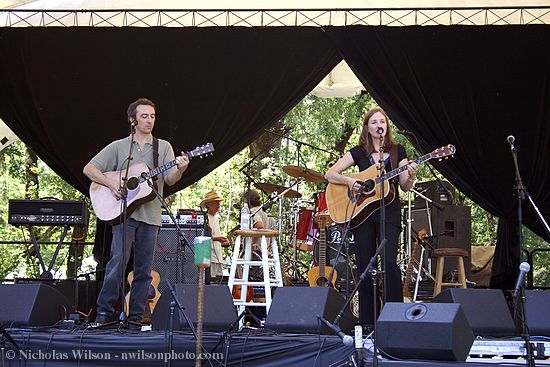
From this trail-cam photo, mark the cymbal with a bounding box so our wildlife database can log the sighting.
[281,165,326,183]
[257,183,302,199]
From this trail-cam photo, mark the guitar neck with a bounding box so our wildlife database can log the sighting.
[141,159,177,183]
[139,151,193,183]
[319,226,326,267]
[375,152,432,183]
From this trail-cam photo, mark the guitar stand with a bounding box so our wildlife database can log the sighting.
[25,224,71,279]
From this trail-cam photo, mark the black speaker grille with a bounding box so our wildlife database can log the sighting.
[411,205,471,279]
[153,226,204,295]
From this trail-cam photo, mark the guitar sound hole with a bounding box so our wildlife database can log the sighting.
[127,177,139,190]
[364,179,375,192]
[317,277,328,287]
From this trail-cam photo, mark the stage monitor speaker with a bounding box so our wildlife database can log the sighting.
[432,288,515,336]
[153,226,205,295]
[377,302,474,362]
[525,290,550,337]
[14,278,98,316]
[411,205,471,278]
[151,284,237,331]
[264,287,354,334]
[0,283,71,327]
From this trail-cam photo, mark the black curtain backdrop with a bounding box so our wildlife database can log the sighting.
[1,25,549,289]
[0,26,341,197]
[324,25,550,289]
[0,26,341,272]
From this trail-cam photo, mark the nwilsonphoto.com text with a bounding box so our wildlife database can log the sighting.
[4,349,224,362]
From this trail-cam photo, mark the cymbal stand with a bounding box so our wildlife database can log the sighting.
[259,178,303,278]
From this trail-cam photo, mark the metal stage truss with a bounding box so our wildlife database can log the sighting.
[1,7,550,27]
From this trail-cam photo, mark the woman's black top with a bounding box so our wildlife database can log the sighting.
[349,144,407,226]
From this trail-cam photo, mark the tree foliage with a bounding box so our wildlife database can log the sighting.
[0,93,547,287]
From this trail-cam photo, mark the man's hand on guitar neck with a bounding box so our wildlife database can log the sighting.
[164,151,189,186]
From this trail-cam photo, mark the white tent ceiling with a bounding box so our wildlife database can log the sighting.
[3,0,550,9]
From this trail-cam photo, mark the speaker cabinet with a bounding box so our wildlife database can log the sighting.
[15,278,98,316]
[525,290,550,336]
[411,205,471,278]
[412,180,456,208]
[0,283,71,326]
[265,287,355,334]
[153,226,204,295]
[151,284,237,331]
[377,302,474,361]
[432,288,515,336]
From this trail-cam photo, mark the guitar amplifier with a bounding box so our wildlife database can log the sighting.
[8,199,87,226]
[153,224,205,295]
[161,209,205,227]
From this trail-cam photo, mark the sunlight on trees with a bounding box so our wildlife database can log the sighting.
[0,93,548,287]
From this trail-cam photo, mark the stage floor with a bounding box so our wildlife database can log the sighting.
[2,327,549,367]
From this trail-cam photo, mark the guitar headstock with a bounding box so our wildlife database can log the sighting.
[314,212,332,228]
[187,142,215,159]
[430,144,456,161]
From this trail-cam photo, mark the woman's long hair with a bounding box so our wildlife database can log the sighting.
[358,107,397,155]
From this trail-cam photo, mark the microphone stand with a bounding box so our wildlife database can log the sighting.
[377,133,388,304]
[330,239,388,367]
[508,139,543,367]
[208,310,247,367]
[144,177,194,283]
[117,123,136,324]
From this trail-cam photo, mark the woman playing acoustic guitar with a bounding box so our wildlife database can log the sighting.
[325,107,418,328]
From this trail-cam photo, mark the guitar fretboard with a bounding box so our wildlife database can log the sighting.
[319,226,326,268]
[138,145,213,183]
[375,152,432,184]
[140,159,179,183]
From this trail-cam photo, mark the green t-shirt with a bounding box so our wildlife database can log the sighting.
[89,135,176,226]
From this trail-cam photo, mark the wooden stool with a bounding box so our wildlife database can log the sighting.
[432,247,468,297]
[227,229,283,326]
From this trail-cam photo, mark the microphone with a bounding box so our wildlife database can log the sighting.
[507,135,515,150]
[376,127,384,135]
[318,316,353,346]
[513,262,531,297]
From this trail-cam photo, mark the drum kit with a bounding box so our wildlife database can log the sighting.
[254,165,356,288]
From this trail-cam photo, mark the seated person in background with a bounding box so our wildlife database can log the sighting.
[243,189,269,229]
[242,189,271,280]
[200,191,230,280]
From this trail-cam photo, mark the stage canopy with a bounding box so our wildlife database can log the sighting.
[0,2,549,289]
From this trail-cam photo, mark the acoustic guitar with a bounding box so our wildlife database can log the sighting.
[90,143,214,224]
[326,145,455,229]
[403,228,427,301]
[125,270,161,323]
[308,212,337,287]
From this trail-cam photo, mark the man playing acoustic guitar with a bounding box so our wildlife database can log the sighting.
[83,98,189,325]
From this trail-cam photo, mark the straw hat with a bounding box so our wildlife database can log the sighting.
[200,191,223,209]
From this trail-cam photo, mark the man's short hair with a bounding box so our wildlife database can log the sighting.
[127,98,155,120]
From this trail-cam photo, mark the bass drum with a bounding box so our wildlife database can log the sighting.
[313,224,357,284]
[296,208,316,252]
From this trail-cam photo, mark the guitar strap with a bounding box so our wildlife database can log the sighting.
[152,137,159,181]
[390,144,398,183]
